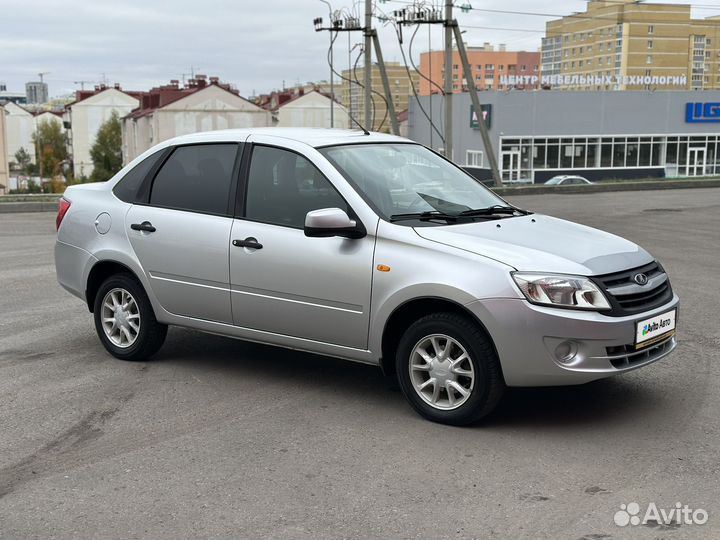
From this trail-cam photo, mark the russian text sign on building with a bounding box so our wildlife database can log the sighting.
[470,105,492,130]
[686,103,720,123]
[500,75,688,88]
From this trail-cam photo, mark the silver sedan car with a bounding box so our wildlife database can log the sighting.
[55,129,679,425]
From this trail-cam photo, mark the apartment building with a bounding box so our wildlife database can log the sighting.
[122,77,270,163]
[541,0,720,90]
[275,90,350,129]
[341,62,419,132]
[419,44,541,94]
[0,105,8,193]
[2,101,35,168]
[64,85,142,177]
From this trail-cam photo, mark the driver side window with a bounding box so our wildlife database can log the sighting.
[244,146,349,229]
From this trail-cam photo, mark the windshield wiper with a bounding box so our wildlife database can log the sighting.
[389,211,460,223]
[458,204,532,217]
[390,205,532,223]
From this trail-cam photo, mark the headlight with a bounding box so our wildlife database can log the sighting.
[512,272,611,311]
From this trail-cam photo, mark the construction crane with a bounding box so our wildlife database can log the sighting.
[73,80,93,90]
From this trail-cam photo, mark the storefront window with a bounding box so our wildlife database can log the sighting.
[560,138,574,168]
[639,140,652,166]
[498,133,720,181]
[626,138,639,167]
[533,143,546,168]
[601,141,613,167]
[546,142,559,168]
[612,137,626,167]
[586,138,599,167]
[651,139,663,166]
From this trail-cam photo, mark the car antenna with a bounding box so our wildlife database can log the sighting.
[347,112,370,135]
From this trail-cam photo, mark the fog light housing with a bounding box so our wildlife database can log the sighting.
[554,340,579,364]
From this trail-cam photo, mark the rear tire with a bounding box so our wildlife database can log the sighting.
[93,273,167,361]
[395,312,505,425]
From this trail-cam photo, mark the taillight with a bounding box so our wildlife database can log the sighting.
[56,197,71,231]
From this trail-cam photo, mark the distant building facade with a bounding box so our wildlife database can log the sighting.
[64,85,142,178]
[0,105,9,193]
[122,76,271,163]
[410,90,720,183]
[26,81,49,104]
[34,111,63,128]
[3,102,36,168]
[542,0,720,90]
[275,90,350,129]
[0,82,27,105]
[419,44,542,94]
[341,62,419,132]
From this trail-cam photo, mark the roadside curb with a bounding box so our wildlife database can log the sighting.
[0,201,61,213]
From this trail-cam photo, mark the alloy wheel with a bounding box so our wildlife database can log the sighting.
[409,334,475,410]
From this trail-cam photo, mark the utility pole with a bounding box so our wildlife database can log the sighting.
[364,0,373,130]
[318,0,335,128]
[371,31,399,135]
[443,0,453,160]
[393,5,501,185]
[452,22,501,186]
[314,11,399,135]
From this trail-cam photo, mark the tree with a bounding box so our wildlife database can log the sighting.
[32,120,68,179]
[13,147,34,175]
[89,110,123,182]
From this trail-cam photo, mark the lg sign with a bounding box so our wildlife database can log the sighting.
[686,102,720,123]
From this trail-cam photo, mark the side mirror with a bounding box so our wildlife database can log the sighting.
[304,208,365,239]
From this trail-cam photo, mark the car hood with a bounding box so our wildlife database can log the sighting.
[413,214,653,275]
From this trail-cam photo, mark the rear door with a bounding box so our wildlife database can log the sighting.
[126,143,241,324]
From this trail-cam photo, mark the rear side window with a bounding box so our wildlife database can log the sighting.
[150,144,238,215]
[113,150,166,203]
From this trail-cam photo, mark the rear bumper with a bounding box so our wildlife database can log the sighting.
[466,294,679,386]
[55,240,96,302]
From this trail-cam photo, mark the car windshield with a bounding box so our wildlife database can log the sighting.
[319,143,508,222]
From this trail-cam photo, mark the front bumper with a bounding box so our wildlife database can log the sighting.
[466,294,679,387]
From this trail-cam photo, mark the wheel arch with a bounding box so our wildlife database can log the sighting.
[85,259,143,312]
[378,296,500,377]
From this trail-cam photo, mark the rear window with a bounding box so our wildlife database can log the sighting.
[150,144,238,215]
[112,150,166,203]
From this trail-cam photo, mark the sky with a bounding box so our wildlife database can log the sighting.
[0,0,712,99]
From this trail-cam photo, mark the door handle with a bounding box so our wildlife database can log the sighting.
[130,221,156,233]
[232,237,263,250]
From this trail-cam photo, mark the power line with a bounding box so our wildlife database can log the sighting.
[383,0,720,24]
[393,20,445,143]
[327,30,370,132]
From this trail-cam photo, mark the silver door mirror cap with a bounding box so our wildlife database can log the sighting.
[304,208,365,239]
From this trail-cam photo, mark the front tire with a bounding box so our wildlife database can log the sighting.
[395,312,505,425]
[93,273,167,361]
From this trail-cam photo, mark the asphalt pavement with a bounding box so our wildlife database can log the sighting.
[0,188,718,539]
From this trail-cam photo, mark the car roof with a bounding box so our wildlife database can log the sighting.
[160,128,410,149]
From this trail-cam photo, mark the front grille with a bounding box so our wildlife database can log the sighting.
[606,335,675,369]
[593,261,673,317]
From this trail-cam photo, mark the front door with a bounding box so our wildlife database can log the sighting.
[501,151,521,182]
[229,143,375,349]
[687,147,706,177]
[126,143,239,324]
